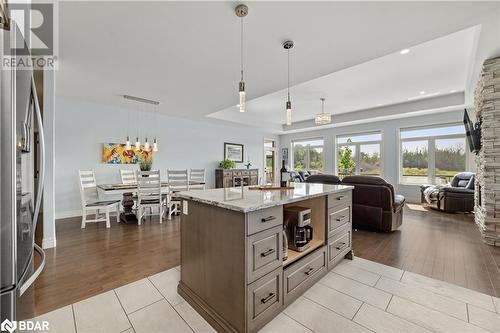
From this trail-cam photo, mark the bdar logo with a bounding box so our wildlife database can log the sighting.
[0,319,17,333]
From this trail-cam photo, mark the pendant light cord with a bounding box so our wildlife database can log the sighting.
[240,17,244,81]
[287,48,290,101]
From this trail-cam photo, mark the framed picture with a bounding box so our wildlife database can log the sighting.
[224,142,244,162]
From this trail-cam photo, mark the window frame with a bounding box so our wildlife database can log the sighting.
[291,137,325,172]
[335,130,383,177]
[398,123,468,185]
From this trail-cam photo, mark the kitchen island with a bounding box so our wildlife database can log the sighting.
[176,183,354,333]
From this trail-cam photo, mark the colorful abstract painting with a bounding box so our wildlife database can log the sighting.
[102,143,153,164]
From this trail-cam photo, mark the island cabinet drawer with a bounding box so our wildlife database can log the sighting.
[247,226,282,283]
[328,225,351,266]
[283,247,327,305]
[247,268,283,332]
[247,206,283,236]
[327,206,351,238]
[328,191,351,209]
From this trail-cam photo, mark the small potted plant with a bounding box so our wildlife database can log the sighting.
[138,153,153,175]
[219,159,236,169]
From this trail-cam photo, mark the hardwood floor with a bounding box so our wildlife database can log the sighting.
[33,215,180,316]
[353,204,500,297]
[33,205,500,316]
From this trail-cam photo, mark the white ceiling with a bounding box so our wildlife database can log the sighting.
[208,26,477,128]
[56,1,500,132]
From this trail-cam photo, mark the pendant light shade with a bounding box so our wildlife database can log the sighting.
[125,136,132,151]
[144,137,150,151]
[284,40,294,126]
[315,98,332,125]
[153,138,158,152]
[286,101,292,126]
[239,80,245,113]
[135,137,141,150]
[236,4,248,113]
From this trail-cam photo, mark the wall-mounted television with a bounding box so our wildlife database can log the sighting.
[463,109,481,154]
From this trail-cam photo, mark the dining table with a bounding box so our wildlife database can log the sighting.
[97,181,206,224]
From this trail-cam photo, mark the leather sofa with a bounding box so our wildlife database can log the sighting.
[421,172,475,213]
[305,174,341,185]
[341,176,405,232]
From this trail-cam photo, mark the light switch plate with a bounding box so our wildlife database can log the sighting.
[182,200,188,215]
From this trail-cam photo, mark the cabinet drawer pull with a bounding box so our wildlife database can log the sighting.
[335,242,346,250]
[336,195,345,201]
[260,249,275,257]
[336,215,347,222]
[304,267,315,275]
[261,216,276,223]
[261,293,275,304]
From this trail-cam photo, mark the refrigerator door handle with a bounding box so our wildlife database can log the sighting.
[31,75,45,232]
[18,75,46,296]
[17,243,45,296]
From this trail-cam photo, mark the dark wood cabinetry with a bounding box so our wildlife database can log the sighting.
[215,168,258,188]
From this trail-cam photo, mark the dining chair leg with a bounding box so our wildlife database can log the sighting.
[81,210,86,229]
[137,207,142,226]
[116,204,120,223]
[105,207,110,228]
[159,206,163,224]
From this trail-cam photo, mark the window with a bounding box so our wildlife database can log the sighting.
[292,138,324,172]
[399,124,466,185]
[336,132,382,177]
[264,139,276,183]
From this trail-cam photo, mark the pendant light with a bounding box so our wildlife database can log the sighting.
[283,40,294,126]
[153,103,158,152]
[125,100,132,150]
[235,4,248,113]
[144,103,150,151]
[135,103,141,150]
[315,98,331,125]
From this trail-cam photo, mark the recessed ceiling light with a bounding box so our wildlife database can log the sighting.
[450,89,457,93]
[400,49,410,55]
[419,91,426,95]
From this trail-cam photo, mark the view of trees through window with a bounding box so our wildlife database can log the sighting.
[337,133,381,177]
[292,139,324,172]
[400,125,466,184]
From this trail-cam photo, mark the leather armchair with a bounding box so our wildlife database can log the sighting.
[341,176,404,232]
[422,172,475,213]
[305,174,341,185]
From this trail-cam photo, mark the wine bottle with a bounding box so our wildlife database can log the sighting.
[280,160,289,187]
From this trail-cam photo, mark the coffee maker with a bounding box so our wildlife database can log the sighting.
[284,206,313,252]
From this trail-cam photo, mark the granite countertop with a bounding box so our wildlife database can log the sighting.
[175,183,354,213]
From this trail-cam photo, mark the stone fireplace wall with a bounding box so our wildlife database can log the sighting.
[475,56,500,246]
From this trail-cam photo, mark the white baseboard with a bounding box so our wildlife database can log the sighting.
[55,210,82,219]
[42,237,56,249]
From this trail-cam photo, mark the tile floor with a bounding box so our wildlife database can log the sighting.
[27,258,500,333]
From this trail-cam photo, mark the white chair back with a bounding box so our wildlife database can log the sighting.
[78,170,98,206]
[136,170,162,204]
[120,169,136,184]
[167,169,189,192]
[189,168,206,190]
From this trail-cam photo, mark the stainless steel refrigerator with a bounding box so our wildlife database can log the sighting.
[1,14,46,323]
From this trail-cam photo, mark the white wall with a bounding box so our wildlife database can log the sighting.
[279,109,472,202]
[55,96,278,218]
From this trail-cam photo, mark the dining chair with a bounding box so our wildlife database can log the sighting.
[120,169,137,184]
[78,170,120,229]
[167,169,188,219]
[136,170,164,225]
[189,168,206,190]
